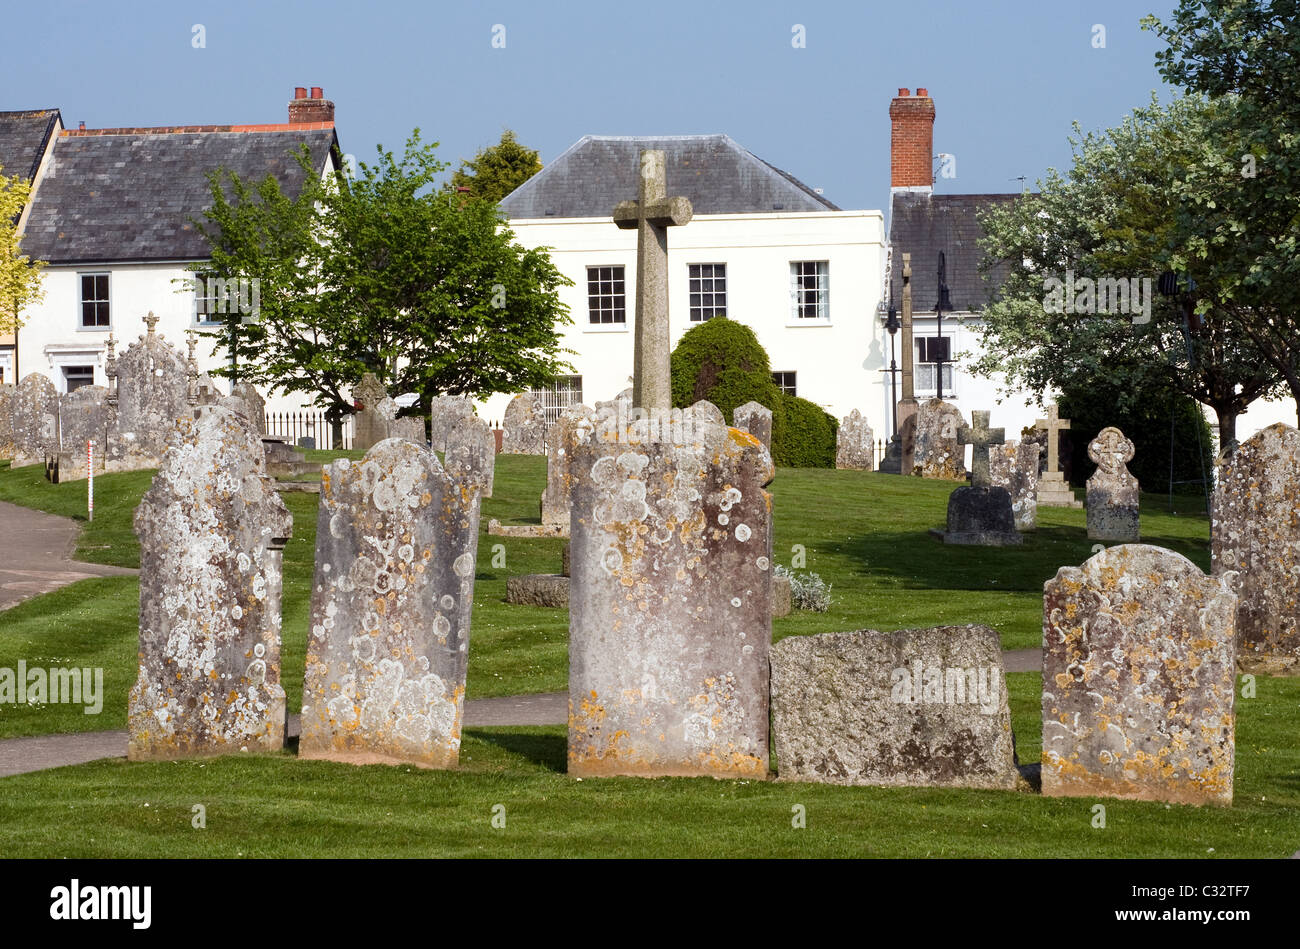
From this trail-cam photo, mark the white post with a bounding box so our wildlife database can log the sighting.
[87,439,94,522]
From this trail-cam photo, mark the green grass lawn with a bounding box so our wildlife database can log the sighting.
[3,454,1289,858]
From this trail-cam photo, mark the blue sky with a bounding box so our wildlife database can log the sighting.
[5,0,1180,209]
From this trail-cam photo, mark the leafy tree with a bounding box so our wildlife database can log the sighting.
[972,94,1282,447]
[1143,2,1300,425]
[0,167,45,336]
[194,130,573,438]
[450,129,542,204]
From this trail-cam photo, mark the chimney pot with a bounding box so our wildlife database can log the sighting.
[917,87,929,97]
[294,87,307,100]
[898,88,910,96]
[310,86,323,99]
[289,88,334,125]
[78,121,85,131]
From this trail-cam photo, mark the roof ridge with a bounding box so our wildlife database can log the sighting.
[63,122,334,136]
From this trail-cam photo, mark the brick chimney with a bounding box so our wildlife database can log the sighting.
[288,86,334,125]
[890,87,935,191]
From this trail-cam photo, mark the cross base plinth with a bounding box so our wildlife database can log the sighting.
[1037,471,1083,508]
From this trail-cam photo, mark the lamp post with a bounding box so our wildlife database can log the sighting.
[935,251,953,400]
[882,288,900,437]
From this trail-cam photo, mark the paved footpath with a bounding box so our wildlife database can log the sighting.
[0,651,1041,779]
[0,500,136,612]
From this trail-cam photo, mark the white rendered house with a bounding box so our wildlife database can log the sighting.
[10,89,339,421]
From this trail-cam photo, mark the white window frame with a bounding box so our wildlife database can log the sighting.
[688,262,727,322]
[585,265,627,330]
[788,260,830,324]
[914,335,956,397]
[772,370,797,397]
[78,271,111,331]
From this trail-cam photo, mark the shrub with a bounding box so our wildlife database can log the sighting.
[776,565,832,612]
[773,395,838,468]
[669,316,837,467]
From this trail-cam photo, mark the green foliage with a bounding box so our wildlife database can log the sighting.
[1143,2,1300,420]
[193,129,573,423]
[668,316,836,466]
[775,396,838,468]
[1057,381,1214,497]
[450,129,543,204]
[973,94,1284,444]
[0,166,45,334]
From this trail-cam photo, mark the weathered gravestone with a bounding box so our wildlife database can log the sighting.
[734,401,773,452]
[989,439,1041,531]
[567,404,773,777]
[10,373,59,467]
[1213,423,1300,674]
[428,395,475,453]
[1035,404,1082,508]
[501,392,547,454]
[351,373,389,451]
[912,398,966,479]
[1042,544,1237,805]
[104,314,195,470]
[540,403,596,534]
[230,382,266,435]
[835,408,875,470]
[49,385,110,481]
[1086,426,1139,542]
[771,624,1026,789]
[444,414,495,498]
[299,438,482,768]
[128,406,292,760]
[935,411,1021,546]
[0,384,13,459]
[390,416,427,447]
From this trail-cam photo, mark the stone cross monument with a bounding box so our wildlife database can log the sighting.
[965,410,1004,488]
[1035,403,1082,508]
[613,150,693,410]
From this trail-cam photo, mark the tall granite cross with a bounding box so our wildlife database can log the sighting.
[964,410,1004,488]
[613,150,693,410]
[1035,404,1071,475]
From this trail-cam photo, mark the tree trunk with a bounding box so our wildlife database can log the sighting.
[1214,404,1237,457]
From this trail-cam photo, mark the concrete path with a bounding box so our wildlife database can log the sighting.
[0,500,136,611]
[0,692,572,778]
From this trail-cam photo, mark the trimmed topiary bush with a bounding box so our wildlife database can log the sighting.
[669,315,837,467]
[775,395,838,468]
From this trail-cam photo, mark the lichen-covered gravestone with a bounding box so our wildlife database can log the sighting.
[0,384,13,459]
[351,373,389,451]
[230,382,266,435]
[989,439,1041,531]
[1086,426,1139,541]
[51,385,110,481]
[1042,544,1237,805]
[501,392,547,454]
[733,401,773,452]
[567,404,774,777]
[444,414,495,498]
[835,408,874,470]
[104,315,195,470]
[389,416,426,448]
[428,395,475,453]
[772,625,1025,789]
[541,403,596,533]
[128,407,293,760]
[10,373,59,467]
[1213,423,1300,674]
[912,399,966,479]
[299,438,482,769]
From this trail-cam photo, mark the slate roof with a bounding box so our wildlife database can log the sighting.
[887,192,1022,313]
[0,109,60,182]
[498,134,840,219]
[21,128,338,263]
